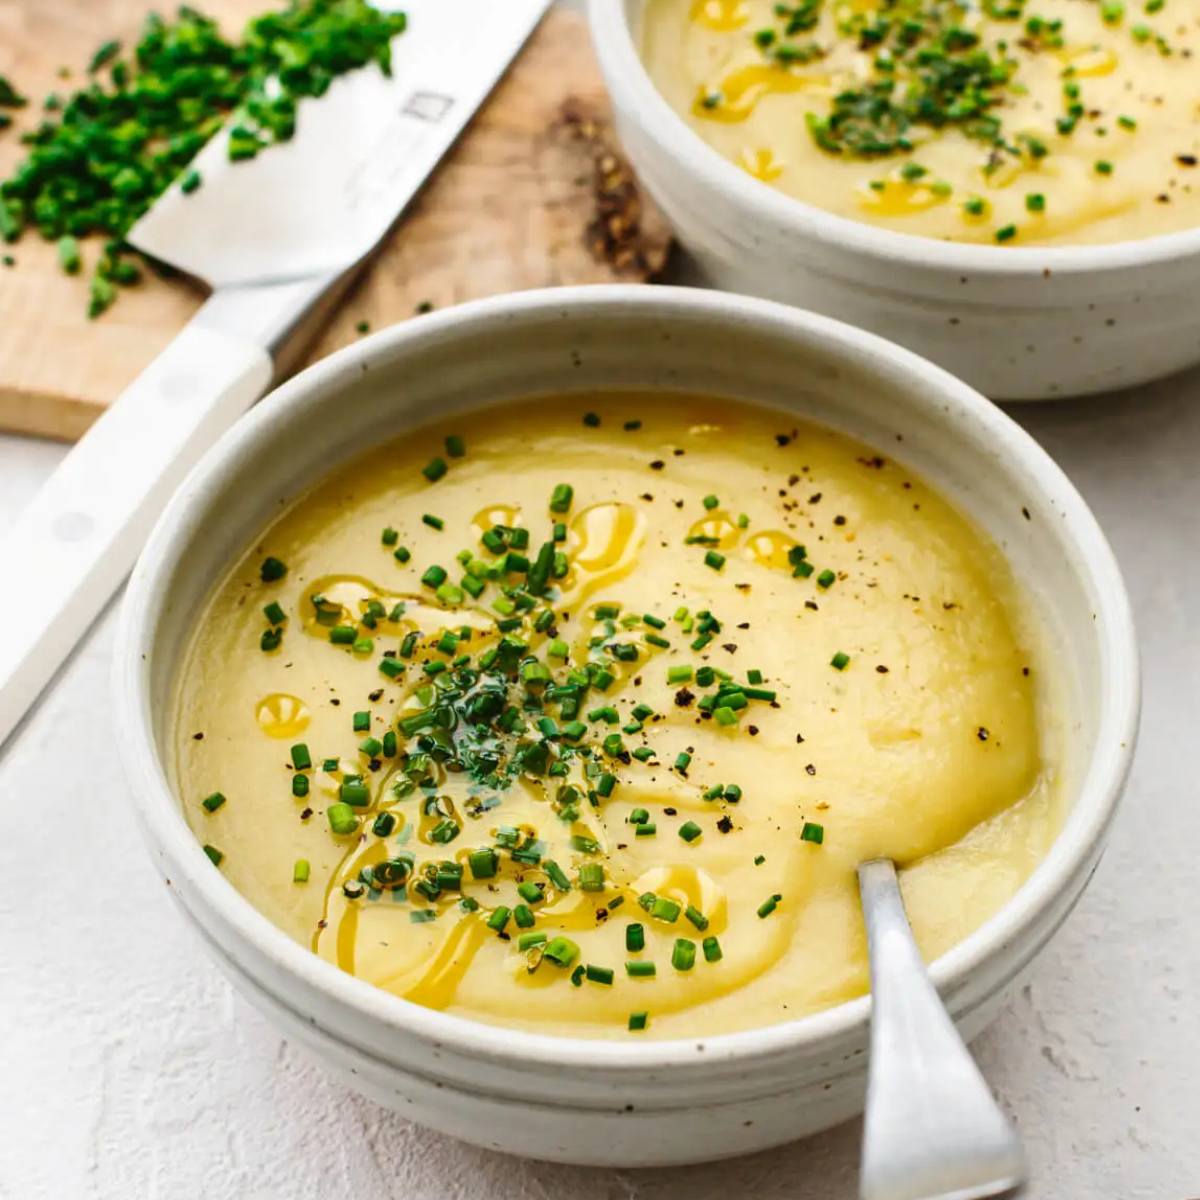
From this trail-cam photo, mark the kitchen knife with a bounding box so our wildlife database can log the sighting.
[0,0,550,754]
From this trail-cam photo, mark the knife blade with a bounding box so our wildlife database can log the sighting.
[0,0,550,755]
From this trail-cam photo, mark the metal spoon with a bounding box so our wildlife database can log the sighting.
[857,859,1027,1200]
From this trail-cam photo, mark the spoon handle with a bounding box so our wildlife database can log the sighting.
[857,859,1027,1200]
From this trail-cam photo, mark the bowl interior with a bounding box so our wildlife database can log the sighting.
[125,286,1136,1065]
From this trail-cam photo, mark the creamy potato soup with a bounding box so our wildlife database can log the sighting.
[175,394,1062,1039]
[641,0,1200,245]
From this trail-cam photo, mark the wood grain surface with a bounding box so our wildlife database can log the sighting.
[0,2,671,440]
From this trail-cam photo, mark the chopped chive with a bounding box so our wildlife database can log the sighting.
[263,601,286,626]
[830,651,850,671]
[393,545,412,564]
[704,550,726,571]
[626,922,645,951]
[339,782,370,807]
[702,494,719,510]
[816,569,836,588]
[518,931,547,951]
[202,844,224,867]
[667,665,693,684]
[56,234,81,274]
[513,904,535,928]
[290,743,312,771]
[579,863,606,892]
[626,960,656,978]
[445,434,466,458]
[671,938,696,971]
[372,812,396,837]
[381,526,399,546]
[678,821,702,843]
[291,774,309,798]
[543,936,580,967]
[635,822,657,837]
[800,821,825,844]
[327,803,358,835]
[549,483,574,513]
[651,896,681,923]
[422,457,447,482]
[702,935,722,963]
[201,791,226,813]
[544,860,572,891]
[487,906,511,933]
[628,1011,649,1031]
[757,893,782,918]
[468,848,498,878]
[429,818,460,843]
[585,964,615,985]
[259,556,287,582]
[684,904,708,931]
[422,514,445,531]
[675,751,691,772]
[293,859,310,883]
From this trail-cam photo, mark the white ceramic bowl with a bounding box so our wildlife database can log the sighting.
[589,0,1200,401]
[114,286,1139,1166]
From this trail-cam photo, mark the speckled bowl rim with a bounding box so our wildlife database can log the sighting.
[590,0,1200,279]
[114,285,1140,1076]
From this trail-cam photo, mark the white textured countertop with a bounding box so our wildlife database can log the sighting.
[3,364,1198,1199]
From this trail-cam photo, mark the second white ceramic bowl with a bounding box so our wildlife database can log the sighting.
[590,0,1200,401]
[114,286,1138,1166]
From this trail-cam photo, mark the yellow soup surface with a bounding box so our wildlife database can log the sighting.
[641,0,1200,246]
[174,394,1063,1039]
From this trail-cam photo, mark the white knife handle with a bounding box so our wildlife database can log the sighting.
[0,296,273,750]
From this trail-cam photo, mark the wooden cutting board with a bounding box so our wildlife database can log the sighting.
[0,3,671,441]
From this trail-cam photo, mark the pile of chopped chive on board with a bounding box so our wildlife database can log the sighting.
[231,415,833,1032]
[0,0,407,316]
